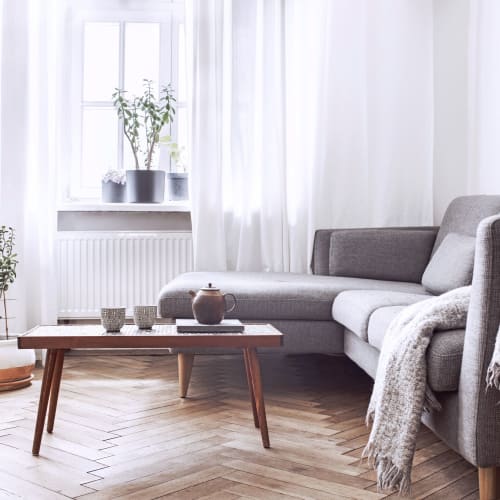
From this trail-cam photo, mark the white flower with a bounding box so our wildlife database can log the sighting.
[102,169,126,184]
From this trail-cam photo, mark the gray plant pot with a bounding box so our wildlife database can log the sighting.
[102,181,126,203]
[167,173,189,201]
[126,170,165,203]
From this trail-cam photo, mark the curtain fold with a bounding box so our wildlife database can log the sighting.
[0,0,61,333]
[187,0,435,273]
[467,0,500,193]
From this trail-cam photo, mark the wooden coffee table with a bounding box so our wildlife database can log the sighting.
[18,324,283,456]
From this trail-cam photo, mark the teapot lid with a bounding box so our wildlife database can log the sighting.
[201,282,220,291]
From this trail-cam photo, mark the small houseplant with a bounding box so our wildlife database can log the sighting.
[112,79,176,203]
[160,135,189,201]
[101,169,126,203]
[0,226,35,391]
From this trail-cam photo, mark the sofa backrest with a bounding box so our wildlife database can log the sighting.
[433,195,500,254]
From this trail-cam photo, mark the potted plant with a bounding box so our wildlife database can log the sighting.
[112,79,176,203]
[160,135,189,201]
[0,226,35,391]
[101,169,126,203]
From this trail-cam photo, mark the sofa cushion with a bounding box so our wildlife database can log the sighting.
[332,290,429,341]
[329,229,436,283]
[421,233,476,295]
[368,305,464,392]
[158,271,429,321]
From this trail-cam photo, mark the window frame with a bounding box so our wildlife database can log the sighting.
[64,0,185,202]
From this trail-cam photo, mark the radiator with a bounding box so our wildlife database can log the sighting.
[56,231,193,318]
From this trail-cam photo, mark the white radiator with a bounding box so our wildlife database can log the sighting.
[56,231,193,318]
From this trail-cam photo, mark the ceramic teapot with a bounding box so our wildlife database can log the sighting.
[188,283,237,324]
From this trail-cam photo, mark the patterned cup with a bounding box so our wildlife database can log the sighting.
[133,305,157,329]
[101,307,126,332]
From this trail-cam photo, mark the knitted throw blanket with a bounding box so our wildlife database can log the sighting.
[364,286,471,495]
[487,327,500,389]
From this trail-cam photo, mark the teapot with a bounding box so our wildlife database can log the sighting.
[188,283,237,324]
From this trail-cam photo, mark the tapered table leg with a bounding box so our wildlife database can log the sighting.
[245,347,270,448]
[178,353,194,398]
[243,349,259,428]
[32,349,57,456]
[47,350,65,433]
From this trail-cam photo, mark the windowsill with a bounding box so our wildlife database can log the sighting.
[58,201,191,213]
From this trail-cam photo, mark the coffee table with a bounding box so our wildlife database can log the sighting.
[18,324,283,456]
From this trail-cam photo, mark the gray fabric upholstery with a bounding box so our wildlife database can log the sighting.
[432,195,500,253]
[332,290,428,341]
[329,229,436,283]
[344,329,379,379]
[422,392,460,458]
[367,305,406,349]
[367,305,464,392]
[427,329,465,392]
[456,214,500,467]
[422,233,476,295]
[158,271,428,321]
[311,226,438,276]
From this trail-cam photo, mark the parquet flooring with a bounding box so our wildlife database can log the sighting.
[0,353,478,499]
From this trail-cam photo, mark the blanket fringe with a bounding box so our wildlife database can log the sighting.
[486,362,500,390]
[424,387,442,413]
[366,407,375,427]
[362,441,411,496]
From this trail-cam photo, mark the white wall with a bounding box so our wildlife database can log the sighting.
[432,0,470,223]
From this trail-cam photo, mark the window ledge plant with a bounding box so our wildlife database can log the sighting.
[111,79,176,203]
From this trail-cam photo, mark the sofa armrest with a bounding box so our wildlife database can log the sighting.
[311,227,439,280]
[456,214,500,466]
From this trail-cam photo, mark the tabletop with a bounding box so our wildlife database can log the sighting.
[17,324,284,350]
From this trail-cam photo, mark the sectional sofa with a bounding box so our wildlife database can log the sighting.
[159,195,500,499]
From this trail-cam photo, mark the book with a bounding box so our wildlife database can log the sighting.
[176,319,244,333]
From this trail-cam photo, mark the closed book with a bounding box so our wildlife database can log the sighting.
[176,319,244,333]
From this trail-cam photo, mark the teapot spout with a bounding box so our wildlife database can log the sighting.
[188,290,196,300]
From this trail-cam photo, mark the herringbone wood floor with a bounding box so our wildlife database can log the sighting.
[0,354,478,499]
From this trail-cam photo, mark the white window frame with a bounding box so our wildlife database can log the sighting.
[63,0,185,202]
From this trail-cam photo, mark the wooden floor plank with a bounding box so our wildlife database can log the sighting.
[0,353,478,500]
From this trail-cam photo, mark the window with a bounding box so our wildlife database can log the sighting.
[65,0,187,201]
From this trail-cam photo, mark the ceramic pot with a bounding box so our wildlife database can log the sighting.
[167,173,189,201]
[188,283,237,324]
[102,181,126,203]
[126,170,165,203]
[0,338,36,392]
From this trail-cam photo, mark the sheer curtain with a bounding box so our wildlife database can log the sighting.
[187,0,434,273]
[467,0,500,193]
[0,0,62,334]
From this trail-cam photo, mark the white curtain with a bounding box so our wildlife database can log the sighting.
[0,0,62,333]
[187,0,434,273]
[467,0,500,193]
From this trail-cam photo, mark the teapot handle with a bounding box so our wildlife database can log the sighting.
[223,293,237,313]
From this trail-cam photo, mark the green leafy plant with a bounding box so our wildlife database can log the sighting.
[159,135,187,172]
[112,79,176,170]
[0,226,18,339]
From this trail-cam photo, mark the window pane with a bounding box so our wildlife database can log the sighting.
[81,108,118,189]
[125,23,160,97]
[83,23,119,101]
[178,23,186,102]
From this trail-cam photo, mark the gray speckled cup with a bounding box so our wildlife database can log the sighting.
[101,307,126,332]
[133,305,157,329]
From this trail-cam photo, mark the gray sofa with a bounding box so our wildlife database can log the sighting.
[158,195,500,498]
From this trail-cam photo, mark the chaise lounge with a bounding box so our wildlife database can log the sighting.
[158,195,500,499]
